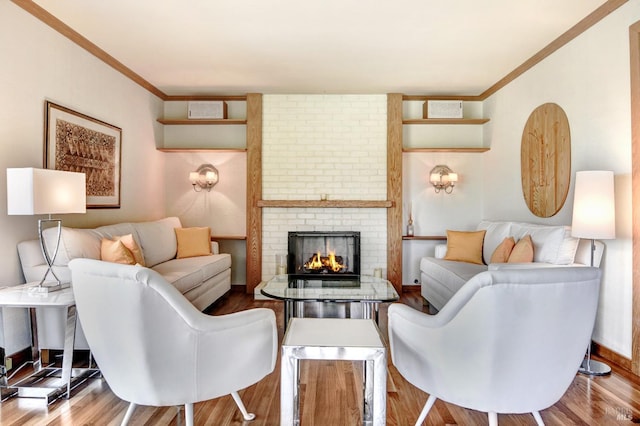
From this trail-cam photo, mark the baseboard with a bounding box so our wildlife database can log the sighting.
[593,341,632,372]
[2,347,31,374]
[401,284,421,293]
[231,284,245,293]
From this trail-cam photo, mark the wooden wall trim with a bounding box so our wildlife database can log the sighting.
[10,0,167,100]
[245,93,263,294]
[479,0,628,100]
[630,20,640,376]
[387,94,403,294]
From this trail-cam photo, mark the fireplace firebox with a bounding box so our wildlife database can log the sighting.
[288,231,360,278]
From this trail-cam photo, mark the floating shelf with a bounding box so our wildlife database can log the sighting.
[211,235,247,240]
[156,148,247,153]
[402,236,447,240]
[257,200,394,208]
[402,147,490,153]
[402,118,490,125]
[157,119,247,125]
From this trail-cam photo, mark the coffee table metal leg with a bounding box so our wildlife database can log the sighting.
[280,347,299,426]
[284,300,292,331]
[372,348,387,426]
[363,359,374,425]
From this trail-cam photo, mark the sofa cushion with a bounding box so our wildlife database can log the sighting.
[420,257,488,294]
[477,221,513,264]
[175,227,211,259]
[510,222,578,265]
[43,227,102,266]
[444,230,486,265]
[152,254,231,294]
[134,217,182,267]
[93,223,139,243]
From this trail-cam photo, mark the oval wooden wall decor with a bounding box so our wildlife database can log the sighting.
[521,103,571,218]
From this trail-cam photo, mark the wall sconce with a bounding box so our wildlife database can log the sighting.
[429,165,458,194]
[189,164,219,192]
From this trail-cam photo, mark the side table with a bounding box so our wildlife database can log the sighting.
[280,318,387,425]
[0,283,99,404]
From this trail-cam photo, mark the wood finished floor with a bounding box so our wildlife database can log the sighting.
[1,288,640,425]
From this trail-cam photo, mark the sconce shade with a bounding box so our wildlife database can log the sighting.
[429,165,457,194]
[571,170,615,240]
[189,164,219,192]
[7,168,86,215]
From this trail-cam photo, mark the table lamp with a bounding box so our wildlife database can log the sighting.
[571,170,615,375]
[7,168,86,293]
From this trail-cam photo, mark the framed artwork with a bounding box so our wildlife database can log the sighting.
[44,101,122,208]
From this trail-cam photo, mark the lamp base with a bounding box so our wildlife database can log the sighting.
[578,358,611,376]
[28,282,70,294]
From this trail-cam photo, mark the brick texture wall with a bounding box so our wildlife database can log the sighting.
[262,95,388,278]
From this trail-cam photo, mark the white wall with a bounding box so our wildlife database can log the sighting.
[1,0,637,362]
[261,95,388,279]
[164,151,247,284]
[0,3,165,353]
[402,152,484,283]
[482,1,639,357]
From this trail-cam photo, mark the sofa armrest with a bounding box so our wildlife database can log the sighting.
[435,244,447,259]
[488,262,567,271]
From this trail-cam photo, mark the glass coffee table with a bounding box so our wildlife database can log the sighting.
[261,275,399,330]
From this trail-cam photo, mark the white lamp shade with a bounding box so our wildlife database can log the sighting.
[571,170,615,239]
[7,168,86,215]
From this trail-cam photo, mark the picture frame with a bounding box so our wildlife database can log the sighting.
[44,101,122,209]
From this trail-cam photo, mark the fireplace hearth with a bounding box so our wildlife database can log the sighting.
[288,231,360,278]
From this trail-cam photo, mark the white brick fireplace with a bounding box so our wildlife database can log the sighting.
[261,94,388,280]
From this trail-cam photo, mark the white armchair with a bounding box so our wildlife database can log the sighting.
[388,267,602,426]
[69,259,277,426]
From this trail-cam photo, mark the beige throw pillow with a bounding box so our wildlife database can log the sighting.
[444,230,486,265]
[508,234,534,263]
[490,236,516,263]
[175,227,212,259]
[101,239,136,265]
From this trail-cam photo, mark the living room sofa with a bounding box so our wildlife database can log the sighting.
[420,220,603,311]
[17,216,231,351]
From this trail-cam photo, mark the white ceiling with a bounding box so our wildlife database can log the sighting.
[32,0,607,96]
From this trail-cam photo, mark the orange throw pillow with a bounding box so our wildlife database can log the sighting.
[175,227,212,259]
[100,239,136,265]
[490,236,516,263]
[508,234,534,263]
[116,234,145,266]
[444,230,486,265]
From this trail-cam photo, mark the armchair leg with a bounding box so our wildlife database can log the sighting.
[488,412,498,426]
[185,403,194,426]
[120,402,137,426]
[415,394,437,426]
[232,391,256,420]
[532,411,545,425]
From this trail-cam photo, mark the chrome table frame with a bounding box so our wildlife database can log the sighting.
[281,318,387,426]
[0,283,99,404]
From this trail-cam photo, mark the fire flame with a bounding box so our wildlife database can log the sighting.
[304,250,345,272]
